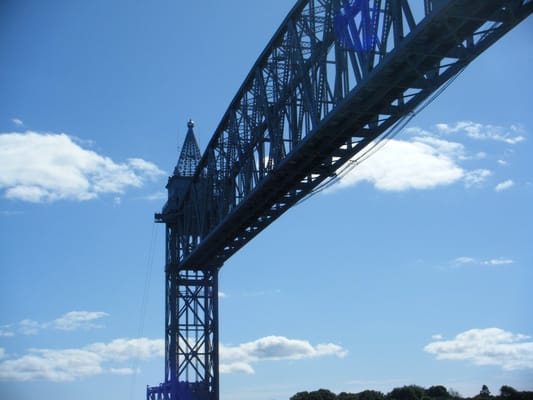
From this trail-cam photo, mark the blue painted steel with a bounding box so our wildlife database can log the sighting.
[174,120,201,177]
[335,0,379,53]
[148,1,532,399]
[149,123,219,400]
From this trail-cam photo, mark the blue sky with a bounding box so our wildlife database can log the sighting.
[0,2,532,400]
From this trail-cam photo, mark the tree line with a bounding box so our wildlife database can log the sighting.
[290,385,533,400]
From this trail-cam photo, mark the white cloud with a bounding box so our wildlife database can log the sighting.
[2,311,109,336]
[330,120,525,192]
[52,311,109,331]
[219,362,255,374]
[333,138,464,192]
[0,329,14,337]
[0,348,5,359]
[12,118,24,127]
[109,367,140,376]
[424,328,533,370]
[332,121,524,193]
[0,335,345,381]
[464,169,491,187]
[18,319,43,335]
[220,335,347,375]
[86,337,164,362]
[454,256,476,265]
[0,337,164,382]
[483,258,514,266]
[454,257,513,267]
[495,180,514,192]
[0,348,104,382]
[128,158,165,180]
[0,131,165,203]
[436,121,526,144]
[412,135,466,159]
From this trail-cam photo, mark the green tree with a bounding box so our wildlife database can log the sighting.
[500,386,518,398]
[388,386,425,400]
[291,389,337,400]
[479,385,491,398]
[313,389,337,400]
[426,386,450,399]
[291,391,311,400]
[448,388,462,399]
[338,392,358,400]
[359,390,386,400]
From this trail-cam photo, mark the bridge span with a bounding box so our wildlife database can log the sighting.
[147,1,532,399]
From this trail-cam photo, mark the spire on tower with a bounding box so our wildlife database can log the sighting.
[174,119,201,176]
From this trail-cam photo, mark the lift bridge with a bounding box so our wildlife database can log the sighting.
[147,0,532,399]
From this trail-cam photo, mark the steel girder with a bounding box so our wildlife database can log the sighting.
[156,0,532,271]
[151,0,532,399]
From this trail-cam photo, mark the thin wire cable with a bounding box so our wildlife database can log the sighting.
[129,223,160,400]
[296,65,467,205]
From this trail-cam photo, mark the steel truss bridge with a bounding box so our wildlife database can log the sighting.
[147,1,532,399]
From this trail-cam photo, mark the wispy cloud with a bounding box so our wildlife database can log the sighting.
[484,258,514,266]
[495,179,514,192]
[0,329,14,338]
[220,335,347,375]
[0,311,109,337]
[424,328,533,370]
[454,257,476,265]
[453,257,514,267]
[144,191,167,201]
[436,121,526,145]
[0,131,165,203]
[52,311,109,331]
[0,210,23,217]
[12,118,24,127]
[464,169,491,188]
[109,367,140,376]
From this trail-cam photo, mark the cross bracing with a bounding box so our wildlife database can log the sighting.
[149,1,532,399]
[156,0,532,271]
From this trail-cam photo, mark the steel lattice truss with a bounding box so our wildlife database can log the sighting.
[149,1,532,399]
[157,0,532,271]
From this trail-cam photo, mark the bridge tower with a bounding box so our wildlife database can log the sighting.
[148,120,219,400]
[147,1,532,399]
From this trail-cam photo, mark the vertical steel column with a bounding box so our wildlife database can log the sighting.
[148,119,218,400]
[165,226,219,400]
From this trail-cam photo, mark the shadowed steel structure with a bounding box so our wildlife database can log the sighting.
[147,1,532,399]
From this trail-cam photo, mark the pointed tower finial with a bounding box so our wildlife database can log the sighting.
[173,119,201,177]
